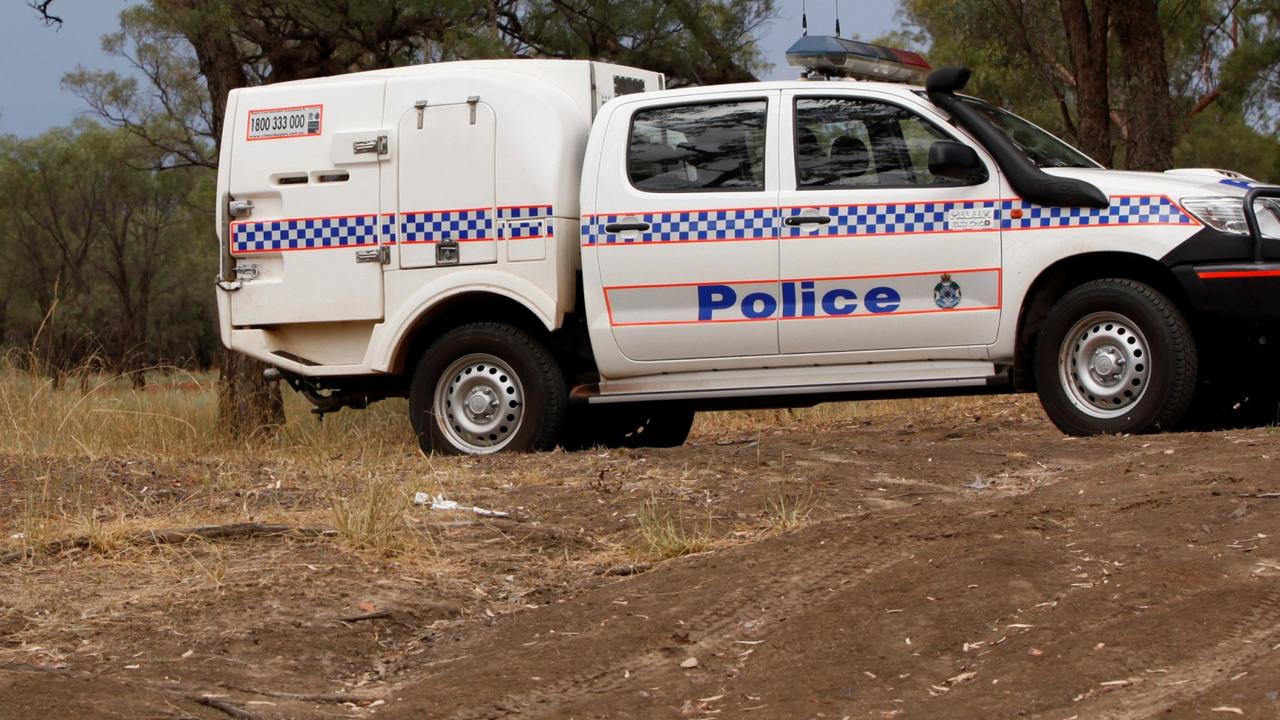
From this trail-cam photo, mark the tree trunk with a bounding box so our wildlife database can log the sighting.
[217,349,286,437]
[159,0,288,435]
[1113,0,1174,170]
[1059,0,1115,166]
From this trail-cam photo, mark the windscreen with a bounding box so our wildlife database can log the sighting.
[955,98,1101,169]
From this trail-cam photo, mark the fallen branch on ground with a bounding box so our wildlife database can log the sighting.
[217,682,387,704]
[192,696,260,720]
[335,609,393,623]
[594,563,652,576]
[1,523,337,565]
[419,519,597,546]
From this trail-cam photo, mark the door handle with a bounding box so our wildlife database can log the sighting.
[784,215,832,226]
[605,222,651,233]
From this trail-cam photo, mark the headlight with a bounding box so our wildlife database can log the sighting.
[1182,196,1280,238]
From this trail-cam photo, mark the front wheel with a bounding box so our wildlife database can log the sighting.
[1034,279,1196,436]
[408,323,566,455]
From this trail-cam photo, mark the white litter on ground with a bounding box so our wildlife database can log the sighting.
[413,493,510,518]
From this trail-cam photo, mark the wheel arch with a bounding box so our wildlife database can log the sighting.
[389,291,555,377]
[1014,252,1192,391]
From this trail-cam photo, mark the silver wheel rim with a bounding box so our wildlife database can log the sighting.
[1058,311,1151,419]
[434,353,524,454]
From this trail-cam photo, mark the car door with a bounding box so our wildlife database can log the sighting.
[586,92,781,361]
[776,90,1004,356]
[391,88,499,269]
[227,80,387,326]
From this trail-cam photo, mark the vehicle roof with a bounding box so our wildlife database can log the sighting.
[256,58,618,88]
[252,59,926,97]
[604,78,926,102]
[623,78,927,100]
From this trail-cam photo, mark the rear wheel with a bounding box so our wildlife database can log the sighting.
[1034,279,1196,435]
[409,323,566,455]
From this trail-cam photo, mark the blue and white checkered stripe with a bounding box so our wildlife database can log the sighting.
[500,205,554,240]
[584,196,1192,246]
[504,221,553,240]
[400,208,493,245]
[781,201,997,238]
[582,208,779,245]
[499,205,553,221]
[381,213,397,244]
[1001,196,1194,230]
[232,215,379,253]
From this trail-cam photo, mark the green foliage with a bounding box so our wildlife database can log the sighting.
[1176,106,1280,182]
[60,0,777,172]
[0,121,217,379]
[1214,1,1280,133]
[899,0,1280,173]
[512,0,775,85]
[7,0,781,380]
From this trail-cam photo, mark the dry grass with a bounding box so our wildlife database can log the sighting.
[762,484,817,535]
[0,363,1009,691]
[328,471,428,557]
[0,360,414,462]
[0,358,988,463]
[0,360,984,566]
[634,497,716,560]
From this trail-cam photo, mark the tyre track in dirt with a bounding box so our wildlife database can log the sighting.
[392,486,1053,720]
[1080,588,1280,719]
[388,427,1280,720]
[438,525,925,719]
[9,401,1280,720]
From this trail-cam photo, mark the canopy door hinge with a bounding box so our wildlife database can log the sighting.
[355,246,391,264]
[352,134,388,155]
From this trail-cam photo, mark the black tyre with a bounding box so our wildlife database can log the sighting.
[562,405,696,450]
[408,323,566,455]
[1034,278,1197,436]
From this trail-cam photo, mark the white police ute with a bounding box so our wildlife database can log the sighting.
[213,39,1280,454]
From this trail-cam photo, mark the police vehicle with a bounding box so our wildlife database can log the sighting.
[214,37,1280,454]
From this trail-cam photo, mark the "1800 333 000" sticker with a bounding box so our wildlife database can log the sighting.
[246,104,323,141]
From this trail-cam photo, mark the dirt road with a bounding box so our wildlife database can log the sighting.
[2,396,1278,719]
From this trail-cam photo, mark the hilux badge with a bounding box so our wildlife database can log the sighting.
[934,273,962,309]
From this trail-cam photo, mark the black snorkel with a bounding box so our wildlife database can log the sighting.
[926,67,1109,209]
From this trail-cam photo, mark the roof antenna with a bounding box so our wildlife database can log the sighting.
[801,0,808,36]
[834,0,841,37]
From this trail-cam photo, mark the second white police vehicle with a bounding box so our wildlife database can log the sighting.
[214,36,1280,454]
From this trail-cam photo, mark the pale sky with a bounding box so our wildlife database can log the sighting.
[0,0,900,138]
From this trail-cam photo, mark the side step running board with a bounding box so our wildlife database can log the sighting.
[571,361,1006,405]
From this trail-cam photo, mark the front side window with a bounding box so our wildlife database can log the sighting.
[795,97,979,189]
[628,100,767,192]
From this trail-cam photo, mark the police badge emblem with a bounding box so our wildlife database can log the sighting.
[934,273,962,309]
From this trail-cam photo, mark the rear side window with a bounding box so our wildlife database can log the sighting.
[628,100,767,192]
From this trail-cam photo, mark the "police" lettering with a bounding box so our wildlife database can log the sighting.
[697,282,902,321]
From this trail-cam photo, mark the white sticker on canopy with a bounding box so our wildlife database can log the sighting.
[247,104,324,141]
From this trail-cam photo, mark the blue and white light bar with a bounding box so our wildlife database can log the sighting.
[786,35,931,83]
